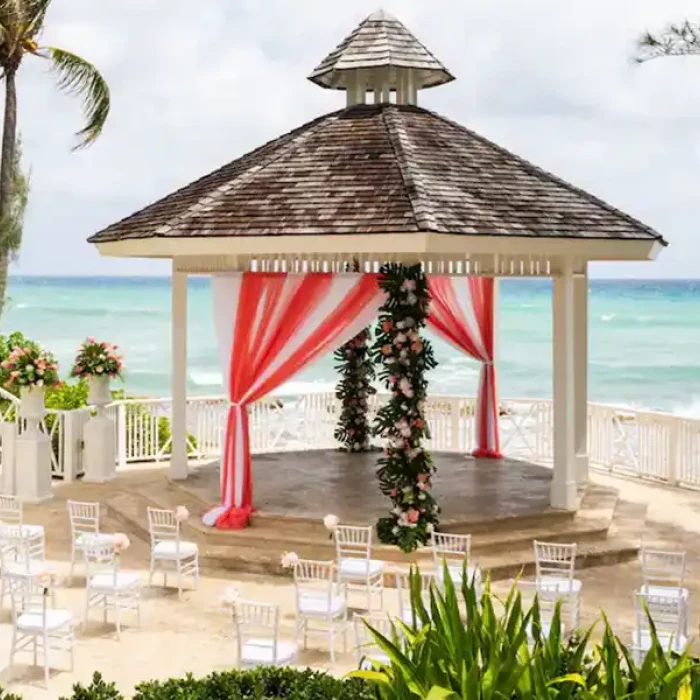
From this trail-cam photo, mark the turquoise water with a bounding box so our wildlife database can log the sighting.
[3,277,699,415]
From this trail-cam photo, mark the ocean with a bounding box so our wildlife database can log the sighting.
[3,277,699,416]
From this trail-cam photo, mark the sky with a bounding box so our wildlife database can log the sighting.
[8,0,700,278]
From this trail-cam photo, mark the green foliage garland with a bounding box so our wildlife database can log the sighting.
[333,327,376,452]
[372,263,438,552]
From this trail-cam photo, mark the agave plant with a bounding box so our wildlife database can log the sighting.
[351,565,700,699]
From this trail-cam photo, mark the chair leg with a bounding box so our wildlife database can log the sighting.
[329,629,336,665]
[177,564,183,600]
[148,556,154,587]
[43,631,50,687]
[69,547,75,583]
[9,623,17,666]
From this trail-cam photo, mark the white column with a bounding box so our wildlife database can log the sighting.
[551,261,577,510]
[171,264,188,480]
[574,267,589,485]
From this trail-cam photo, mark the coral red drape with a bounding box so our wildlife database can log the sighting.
[207,272,383,529]
[427,277,502,458]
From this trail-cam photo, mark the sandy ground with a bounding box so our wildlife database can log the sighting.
[1,468,700,699]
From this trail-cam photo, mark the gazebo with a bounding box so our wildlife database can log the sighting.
[88,11,666,536]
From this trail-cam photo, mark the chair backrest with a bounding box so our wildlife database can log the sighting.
[431,532,471,567]
[334,525,372,561]
[0,494,22,525]
[353,613,394,666]
[147,507,180,544]
[67,500,101,537]
[294,559,336,612]
[0,523,35,569]
[5,570,48,622]
[641,548,685,588]
[85,540,119,585]
[233,600,280,664]
[515,579,567,626]
[396,570,436,613]
[533,541,577,581]
[634,590,684,644]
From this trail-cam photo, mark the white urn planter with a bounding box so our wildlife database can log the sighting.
[83,375,116,483]
[87,375,111,407]
[20,385,46,434]
[15,384,52,503]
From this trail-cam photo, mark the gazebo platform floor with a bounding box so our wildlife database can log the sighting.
[50,451,645,580]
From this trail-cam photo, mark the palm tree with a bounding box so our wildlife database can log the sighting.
[0,0,111,317]
[636,20,700,62]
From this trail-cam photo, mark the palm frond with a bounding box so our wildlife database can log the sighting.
[22,0,51,40]
[636,20,700,63]
[41,46,110,148]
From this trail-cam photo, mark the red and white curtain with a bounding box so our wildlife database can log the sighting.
[205,272,384,529]
[427,277,502,459]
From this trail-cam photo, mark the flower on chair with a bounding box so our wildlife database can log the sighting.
[219,585,240,608]
[280,551,299,570]
[113,533,131,553]
[175,505,190,522]
[323,514,339,532]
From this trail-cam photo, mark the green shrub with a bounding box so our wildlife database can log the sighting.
[62,673,123,700]
[131,667,372,700]
[352,566,700,699]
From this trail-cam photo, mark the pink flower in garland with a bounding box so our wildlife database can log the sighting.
[407,508,420,523]
[398,377,414,398]
[381,320,394,332]
[389,488,398,497]
[401,279,417,292]
[417,473,428,483]
[381,345,392,355]
[414,418,425,429]
[418,481,431,492]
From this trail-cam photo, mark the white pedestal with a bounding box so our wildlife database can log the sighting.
[1,420,17,494]
[83,414,116,483]
[15,432,53,503]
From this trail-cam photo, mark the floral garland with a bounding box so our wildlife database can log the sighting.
[333,327,377,452]
[372,263,439,552]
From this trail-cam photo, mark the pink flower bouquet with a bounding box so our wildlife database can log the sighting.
[71,338,124,380]
[1,345,60,389]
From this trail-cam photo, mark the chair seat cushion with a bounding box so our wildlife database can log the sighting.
[640,584,690,600]
[153,540,199,559]
[339,558,384,579]
[89,572,140,591]
[5,560,49,577]
[537,576,582,595]
[241,639,298,665]
[75,532,117,548]
[298,593,346,617]
[17,608,73,632]
[437,565,480,586]
[4,524,44,539]
[634,630,687,653]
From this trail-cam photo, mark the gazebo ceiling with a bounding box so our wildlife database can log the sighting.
[89,10,667,272]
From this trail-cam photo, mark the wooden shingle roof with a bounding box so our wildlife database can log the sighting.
[88,104,664,245]
[308,10,454,91]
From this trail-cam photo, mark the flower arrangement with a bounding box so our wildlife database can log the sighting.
[71,338,123,380]
[113,533,130,554]
[1,345,59,389]
[280,551,299,570]
[175,506,190,522]
[333,327,377,452]
[219,585,240,608]
[371,263,439,552]
[323,514,339,531]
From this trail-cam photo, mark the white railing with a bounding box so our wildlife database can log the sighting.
[1,389,699,492]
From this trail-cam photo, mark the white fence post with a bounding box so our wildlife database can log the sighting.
[667,416,680,486]
[117,403,127,470]
[1,419,17,494]
[61,411,82,483]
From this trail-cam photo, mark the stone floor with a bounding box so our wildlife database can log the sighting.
[2,466,699,699]
[182,451,553,523]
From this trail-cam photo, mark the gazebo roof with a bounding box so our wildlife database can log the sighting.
[308,10,454,91]
[90,103,664,248]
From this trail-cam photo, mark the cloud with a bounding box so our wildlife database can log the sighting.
[9,0,700,277]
